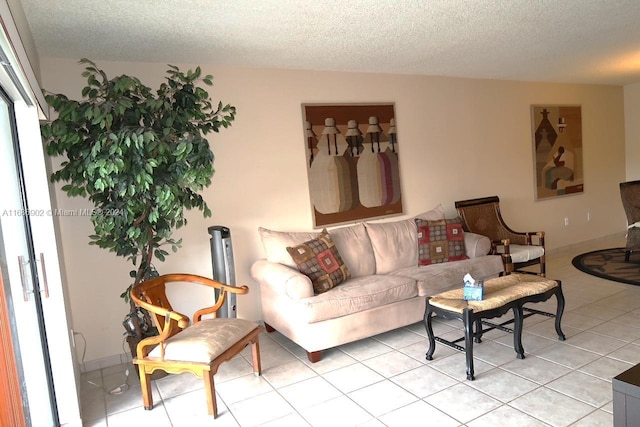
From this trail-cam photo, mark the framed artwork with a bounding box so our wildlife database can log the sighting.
[302,103,403,227]
[531,105,583,200]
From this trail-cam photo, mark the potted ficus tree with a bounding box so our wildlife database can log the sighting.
[41,58,236,346]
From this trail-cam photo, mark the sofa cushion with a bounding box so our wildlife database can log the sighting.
[259,205,444,272]
[496,244,545,263]
[300,274,418,323]
[259,224,376,277]
[287,230,351,294]
[259,227,317,267]
[364,219,418,274]
[416,218,468,265]
[414,203,446,221]
[329,223,376,277]
[464,232,492,258]
[392,255,505,297]
[361,204,446,275]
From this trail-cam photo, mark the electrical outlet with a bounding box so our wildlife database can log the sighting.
[564,217,569,226]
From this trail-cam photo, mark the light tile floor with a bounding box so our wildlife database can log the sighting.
[81,235,640,426]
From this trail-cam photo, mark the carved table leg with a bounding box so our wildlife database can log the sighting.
[554,282,566,341]
[463,308,475,381]
[424,301,436,361]
[512,305,525,359]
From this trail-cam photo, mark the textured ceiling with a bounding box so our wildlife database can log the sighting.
[19,0,640,85]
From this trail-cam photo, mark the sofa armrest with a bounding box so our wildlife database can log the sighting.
[464,232,492,258]
[250,259,314,300]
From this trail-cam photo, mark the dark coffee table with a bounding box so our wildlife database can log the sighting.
[423,274,565,380]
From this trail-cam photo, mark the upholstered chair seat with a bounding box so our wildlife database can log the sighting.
[148,318,260,363]
[131,274,262,418]
[496,244,545,264]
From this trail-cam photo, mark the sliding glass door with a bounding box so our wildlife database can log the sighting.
[0,88,58,426]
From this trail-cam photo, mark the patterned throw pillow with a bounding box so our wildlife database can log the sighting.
[287,230,351,294]
[415,218,468,265]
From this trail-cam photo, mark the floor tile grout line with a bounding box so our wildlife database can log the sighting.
[81,236,639,426]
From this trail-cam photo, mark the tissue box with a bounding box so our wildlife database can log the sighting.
[463,281,484,301]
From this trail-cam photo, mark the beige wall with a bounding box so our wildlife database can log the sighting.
[40,57,627,362]
[625,83,640,180]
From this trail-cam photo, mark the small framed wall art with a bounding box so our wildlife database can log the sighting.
[531,105,583,200]
[302,103,403,227]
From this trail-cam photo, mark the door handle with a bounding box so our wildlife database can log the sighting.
[39,253,50,298]
[17,255,31,301]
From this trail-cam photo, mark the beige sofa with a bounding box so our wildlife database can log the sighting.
[250,206,505,362]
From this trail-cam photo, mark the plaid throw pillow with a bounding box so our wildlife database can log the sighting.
[287,230,351,294]
[415,218,468,265]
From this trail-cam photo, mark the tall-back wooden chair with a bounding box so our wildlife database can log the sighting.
[619,180,640,261]
[130,273,262,418]
[455,196,546,276]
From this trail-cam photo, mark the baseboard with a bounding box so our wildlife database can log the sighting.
[546,232,626,256]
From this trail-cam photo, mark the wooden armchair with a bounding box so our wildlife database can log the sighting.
[130,273,262,418]
[455,196,546,276]
[619,180,640,261]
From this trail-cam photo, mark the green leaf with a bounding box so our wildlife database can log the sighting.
[40,58,236,304]
[154,249,165,262]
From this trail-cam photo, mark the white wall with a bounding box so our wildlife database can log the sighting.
[40,58,627,363]
[6,0,40,80]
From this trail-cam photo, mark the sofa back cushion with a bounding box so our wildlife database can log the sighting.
[259,224,376,277]
[329,223,376,277]
[363,205,446,274]
[259,227,317,267]
[414,203,446,221]
[259,205,445,275]
[365,219,419,274]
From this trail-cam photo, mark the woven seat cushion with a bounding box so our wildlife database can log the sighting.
[148,318,259,363]
[496,244,544,263]
[429,274,558,314]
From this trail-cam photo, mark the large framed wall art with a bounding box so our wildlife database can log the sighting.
[531,105,583,200]
[302,103,403,227]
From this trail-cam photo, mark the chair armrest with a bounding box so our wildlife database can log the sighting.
[250,259,314,300]
[463,232,492,258]
[143,274,249,322]
[174,274,249,322]
[503,230,545,247]
[497,236,546,274]
[498,239,515,274]
[133,308,189,358]
[526,231,545,247]
[131,288,190,329]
